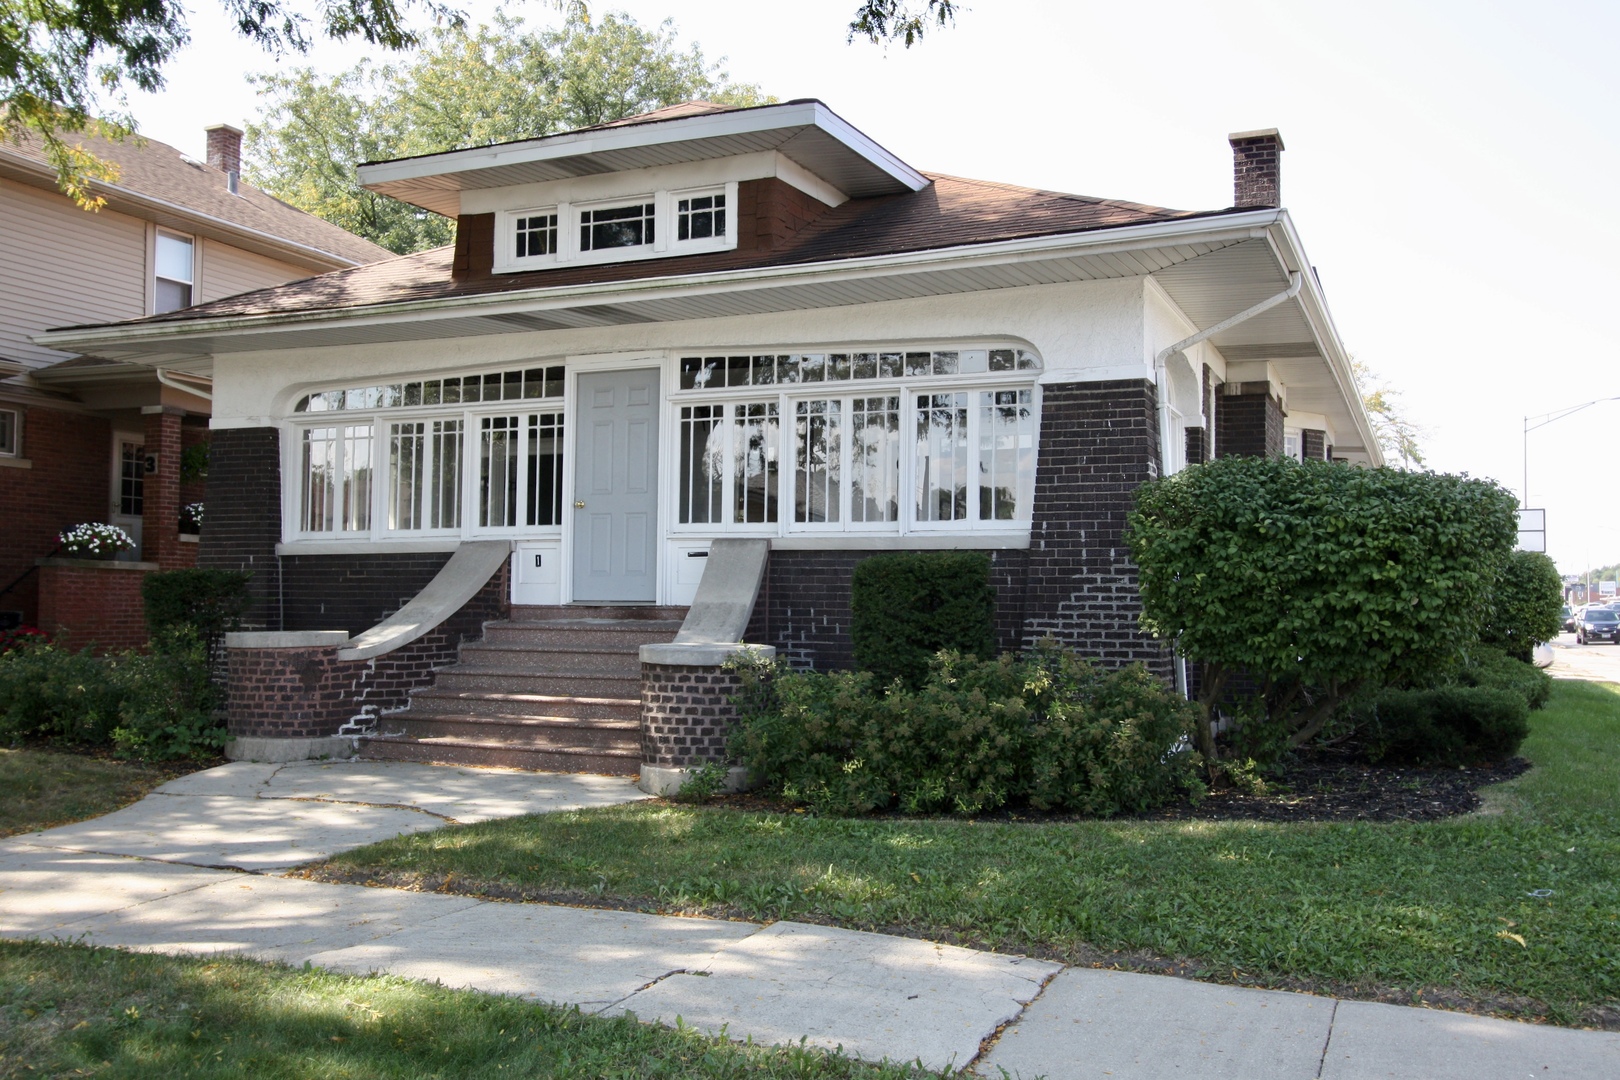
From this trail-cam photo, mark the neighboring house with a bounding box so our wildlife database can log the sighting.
[40,101,1381,774]
[0,123,390,638]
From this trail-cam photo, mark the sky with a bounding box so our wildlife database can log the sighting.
[111,0,1620,578]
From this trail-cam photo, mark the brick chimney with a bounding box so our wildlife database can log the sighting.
[205,123,243,190]
[1228,128,1284,209]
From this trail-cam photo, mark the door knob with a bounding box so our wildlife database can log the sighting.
[574,500,586,509]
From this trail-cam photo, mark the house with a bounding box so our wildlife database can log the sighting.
[38,101,1380,784]
[0,123,391,646]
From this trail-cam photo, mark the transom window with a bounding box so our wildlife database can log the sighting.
[673,347,1041,534]
[296,366,563,412]
[579,201,655,252]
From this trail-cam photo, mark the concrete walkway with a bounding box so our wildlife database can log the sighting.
[2,760,1616,1077]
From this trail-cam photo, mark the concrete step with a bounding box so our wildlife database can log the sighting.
[407,687,641,721]
[510,605,688,623]
[359,735,639,775]
[431,667,640,698]
[455,642,643,676]
[374,712,640,752]
[480,621,683,651]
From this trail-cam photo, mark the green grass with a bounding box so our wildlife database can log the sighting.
[0,941,945,1079]
[0,748,193,838]
[325,681,1620,1027]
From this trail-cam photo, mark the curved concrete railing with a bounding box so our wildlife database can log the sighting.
[640,537,772,665]
[337,540,510,661]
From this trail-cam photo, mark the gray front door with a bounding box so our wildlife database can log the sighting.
[572,369,659,602]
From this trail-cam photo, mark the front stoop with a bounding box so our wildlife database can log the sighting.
[359,606,686,774]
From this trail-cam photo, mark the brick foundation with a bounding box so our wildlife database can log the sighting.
[640,663,747,768]
[36,559,155,653]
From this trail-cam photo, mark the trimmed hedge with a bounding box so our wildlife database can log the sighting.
[1360,686,1530,767]
[142,568,252,664]
[850,552,996,688]
[730,645,1200,817]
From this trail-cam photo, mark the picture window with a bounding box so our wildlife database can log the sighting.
[579,202,655,251]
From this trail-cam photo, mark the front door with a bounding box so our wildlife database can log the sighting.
[110,435,145,560]
[572,369,659,602]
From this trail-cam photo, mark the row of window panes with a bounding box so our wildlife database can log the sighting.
[296,366,565,413]
[676,389,1036,529]
[302,413,564,535]
[677,349,1040,392]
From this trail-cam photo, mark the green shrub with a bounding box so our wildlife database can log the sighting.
[1456,645,1552,710]
[729,645,1198,817]
[1128,456,1519,762]
[850,552,996,688]
[142,568,252,661]
[0,643,123,746]
[1480,550,1563,662]
[1361,685,1529,766]
[111,629,225,761]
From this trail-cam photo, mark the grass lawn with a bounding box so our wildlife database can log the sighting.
[0,748,201,838]
[322,680,1620,1028]
[0,941,942,1079]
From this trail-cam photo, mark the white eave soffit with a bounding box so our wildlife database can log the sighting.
[357,101,928,218]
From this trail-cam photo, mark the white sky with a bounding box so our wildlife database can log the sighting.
[115,0,1620,577]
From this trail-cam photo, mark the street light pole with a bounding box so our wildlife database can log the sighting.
[1523,395,1620,507]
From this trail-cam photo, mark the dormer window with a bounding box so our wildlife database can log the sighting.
[579,200,655,252]
[492,181,738,274]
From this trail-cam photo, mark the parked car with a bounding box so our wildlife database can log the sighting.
[1576,608,1620,645]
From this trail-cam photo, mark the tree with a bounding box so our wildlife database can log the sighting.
[245,6,771,253]
[0,0,466,209]
[1127,456,1519,769]
[1352,358,1426,469]
[1480,550,1563,662]
[848,0,958,47]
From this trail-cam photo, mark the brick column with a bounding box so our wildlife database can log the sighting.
[1185,426,1208,465]
[141,407,186,569]
[224,631,358,760]
[1216,382,1284,458]
[1020,380,1170,677]
[1301,429,1327,462]
[638,642,775,795]
[199,427,282,630]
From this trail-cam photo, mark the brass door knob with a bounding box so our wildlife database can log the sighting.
[574,500,586,509]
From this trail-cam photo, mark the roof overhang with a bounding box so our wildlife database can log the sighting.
[35,209,1380,464]
[358,100,929,218]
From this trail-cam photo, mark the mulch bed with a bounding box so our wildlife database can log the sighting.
[700,751,1533,824]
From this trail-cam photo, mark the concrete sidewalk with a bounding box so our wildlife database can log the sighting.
[2,760,1616,1077]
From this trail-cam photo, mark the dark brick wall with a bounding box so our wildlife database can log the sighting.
[282,552,460,635]
[197,426,282,630]
[748,548,1028,671]
[1216,383,1284,459]
[1185,427,1207,466]
[640,663,746,767]
[1302,428,1327,462]
[1230,130,1283,209]
[0,404,113,626]
[1021,380,1170,675]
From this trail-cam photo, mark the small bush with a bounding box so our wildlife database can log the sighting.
[0,644,124,746]
[1360,685,1529,767]
[730,645,1198,817]
[1456,645,1552,711]
[142,569,252,661]
[111,629,225,761]
[850,552,996,689]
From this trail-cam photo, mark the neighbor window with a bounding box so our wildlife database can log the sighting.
[0,408,17,456]
[154,232,194,313]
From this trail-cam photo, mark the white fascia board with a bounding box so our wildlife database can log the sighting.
[1261,213,1383,466]
[358,101,926,195]
[36,211,1278,355]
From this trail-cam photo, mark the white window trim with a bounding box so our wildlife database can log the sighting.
[493,181,738,274]
[0,406,19,457]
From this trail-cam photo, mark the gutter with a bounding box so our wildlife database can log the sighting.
[36,210,1283,355]
[156,369,213,402]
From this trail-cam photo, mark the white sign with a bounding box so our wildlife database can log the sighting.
[1517,508,1546,553]
[1604,581,1618,597]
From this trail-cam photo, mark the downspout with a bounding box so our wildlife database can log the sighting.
[155,369,213,402]
[1151,270,1302,699]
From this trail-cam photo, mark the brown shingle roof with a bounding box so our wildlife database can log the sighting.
[0,128,392,268]
[90,172,1235,327]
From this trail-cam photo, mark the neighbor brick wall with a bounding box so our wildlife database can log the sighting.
[1020,380,1170,675]
[0,405,113,626]
[748,549,1029,671]
[36,560,153,653]
[640,663,747,768]
[197,426,282,630]
[1216,382,1284,459]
